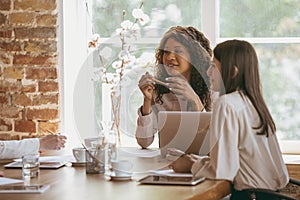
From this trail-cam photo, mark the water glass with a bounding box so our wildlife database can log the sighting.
[105,129,117,170]
[22,154,40,183]
[86,146,105,174]
[100,121,117,171]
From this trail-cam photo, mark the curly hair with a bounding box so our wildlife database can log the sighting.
[154,26,212,111]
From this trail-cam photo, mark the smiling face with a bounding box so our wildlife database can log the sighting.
[162,38,192,80]
[207,56,222,91]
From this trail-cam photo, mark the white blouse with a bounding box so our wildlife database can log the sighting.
[191,91,289,191]
[0,138,40,159]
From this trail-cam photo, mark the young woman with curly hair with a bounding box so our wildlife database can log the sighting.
[136,26,212,148]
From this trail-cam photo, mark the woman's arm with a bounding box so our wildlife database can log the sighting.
[0,138,39,159]
[0,135,67,159]
[135,106,157,148]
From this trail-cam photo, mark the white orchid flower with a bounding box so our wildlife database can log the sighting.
[132,8,144,18]
[103,72,116,83]
[118,50,130,60]
[139,14,150,26]
[113,74,121,84]
[92,33,100,41]
[115,28,123,35]
[100,47,112,60]
[130,24,141,39]
[115,68,123,77]
[121,20,133,29]
[123,55,136,67]
[131,23,140,32]
[112,60,123,69]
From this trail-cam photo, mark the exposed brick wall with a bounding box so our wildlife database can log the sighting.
[0,0,60,140]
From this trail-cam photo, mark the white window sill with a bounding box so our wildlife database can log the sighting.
[280,140,300,155]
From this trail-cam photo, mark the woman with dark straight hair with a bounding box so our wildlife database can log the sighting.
[170,40,289,200]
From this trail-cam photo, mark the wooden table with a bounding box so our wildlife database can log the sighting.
[0,148,231,200]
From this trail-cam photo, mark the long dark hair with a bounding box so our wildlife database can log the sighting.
[213,39,276,136]
[154,26,212,111]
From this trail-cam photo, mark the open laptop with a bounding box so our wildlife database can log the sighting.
[158,111,212,157]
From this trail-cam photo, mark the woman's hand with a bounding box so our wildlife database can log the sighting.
[165,77,204,111]
[138,72,156,115]
[169,154,196,173]
[39,134,67,151]
[138,72,155,101]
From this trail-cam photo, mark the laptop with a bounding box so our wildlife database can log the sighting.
[158,111,211,157]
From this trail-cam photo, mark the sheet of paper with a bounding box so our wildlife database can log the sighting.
[0,177,23,185]
[0,184,50,193]
[14,155,74,163]
[150,169,193,177]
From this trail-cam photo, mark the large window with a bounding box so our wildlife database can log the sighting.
[217,0,300,151]
[64,0,300,152]
[92,0,201,37]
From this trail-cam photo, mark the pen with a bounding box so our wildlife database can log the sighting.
[152,77,169,87]
[47,130,60,135]
[167,148,185,157]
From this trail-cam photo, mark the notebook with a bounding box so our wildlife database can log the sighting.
[158,111,211,157]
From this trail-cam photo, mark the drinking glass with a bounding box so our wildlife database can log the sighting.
[100,121,117,171]
[86,146,105,174]
[22,154,40,185]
